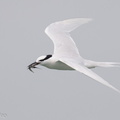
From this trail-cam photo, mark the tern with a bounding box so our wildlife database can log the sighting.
[28,18,120,93]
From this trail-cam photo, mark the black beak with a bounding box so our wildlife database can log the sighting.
[28,62,39,73]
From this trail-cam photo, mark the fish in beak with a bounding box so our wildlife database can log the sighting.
[28,62,39,72]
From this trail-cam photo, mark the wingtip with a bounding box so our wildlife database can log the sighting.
[106,83,120,94]
[113,88,120,94]
[67,18,93,25]
[63,18,93,23]
[88,18,93,21]
[82,18,93,23]
[45,18,93,34]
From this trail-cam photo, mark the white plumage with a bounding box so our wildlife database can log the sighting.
[28,18,120,93]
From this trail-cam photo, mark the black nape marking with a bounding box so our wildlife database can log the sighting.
[40,55,52,61]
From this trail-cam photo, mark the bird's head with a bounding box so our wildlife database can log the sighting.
[28,55,52,72]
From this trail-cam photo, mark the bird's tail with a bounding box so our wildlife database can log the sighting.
[84,60,120,68]
[96,62,120,67]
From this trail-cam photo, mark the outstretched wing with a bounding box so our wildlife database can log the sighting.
[45,18,92,59]
[60,59,120,93]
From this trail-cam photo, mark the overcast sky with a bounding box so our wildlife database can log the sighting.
[0,0,120,120]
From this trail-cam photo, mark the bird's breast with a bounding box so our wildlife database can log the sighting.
[41,59,74,70]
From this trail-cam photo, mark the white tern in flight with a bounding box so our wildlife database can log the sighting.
[28,18,120,93]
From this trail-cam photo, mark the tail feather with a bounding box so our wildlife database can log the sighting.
[84,60,120,68]
[96,62,120,67]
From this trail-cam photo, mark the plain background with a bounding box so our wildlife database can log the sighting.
[0,0,120,120]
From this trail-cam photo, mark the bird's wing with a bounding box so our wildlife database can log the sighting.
[59,59,120,93]
[45,18,92,59]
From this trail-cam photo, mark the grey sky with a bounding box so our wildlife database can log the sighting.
[0,0,120,120]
